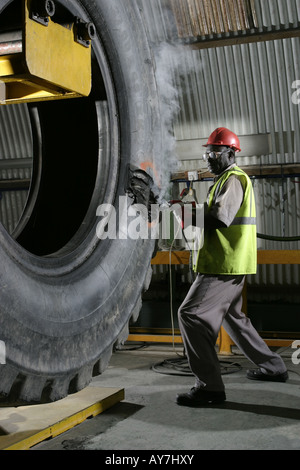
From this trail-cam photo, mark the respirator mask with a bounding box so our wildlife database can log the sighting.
[203,148,232,175]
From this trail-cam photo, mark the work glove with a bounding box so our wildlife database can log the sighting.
[126,166,159,222]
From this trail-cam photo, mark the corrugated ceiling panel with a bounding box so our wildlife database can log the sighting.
[140,0,300,40]
[170,0,258,37]
[254,0,300,27]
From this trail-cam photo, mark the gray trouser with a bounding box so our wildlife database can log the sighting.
[178,274,287,391]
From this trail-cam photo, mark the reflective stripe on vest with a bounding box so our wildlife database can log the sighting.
[195,166,257,275]
[231,217,256,226]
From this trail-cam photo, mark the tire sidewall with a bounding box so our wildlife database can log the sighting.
[0,0,161,378]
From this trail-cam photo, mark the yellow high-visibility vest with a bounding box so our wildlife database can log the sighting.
[195,166,257,275]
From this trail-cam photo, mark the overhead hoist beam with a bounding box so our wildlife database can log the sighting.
[0,0,95,105]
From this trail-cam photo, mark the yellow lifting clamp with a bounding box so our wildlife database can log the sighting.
[0,0,94,104]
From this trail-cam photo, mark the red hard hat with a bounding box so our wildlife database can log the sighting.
[204,127,241,152]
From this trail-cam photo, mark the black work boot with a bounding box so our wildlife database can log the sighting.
[246,368,288,382]
[176,387,226,407]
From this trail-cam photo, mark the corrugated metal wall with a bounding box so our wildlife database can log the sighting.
[139,0,300,303]
[140,0,300,165]
[0,104,32,234]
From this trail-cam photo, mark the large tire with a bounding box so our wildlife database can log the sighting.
[0,0,162,402]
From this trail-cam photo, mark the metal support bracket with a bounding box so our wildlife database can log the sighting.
[30,0,56,26]
[0,0,94,104]
[75,17,95,48]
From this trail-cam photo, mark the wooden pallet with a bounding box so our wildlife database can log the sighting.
[0,386,124,450]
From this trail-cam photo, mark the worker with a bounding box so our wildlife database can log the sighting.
[176,127,288,407]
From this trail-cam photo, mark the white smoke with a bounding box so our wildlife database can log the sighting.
[136,1,204,201]
[0,340,6,364]
[152,43,182,200]
[153,42,199,200]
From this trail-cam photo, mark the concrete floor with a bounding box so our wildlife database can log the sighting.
[33,342,300,451]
